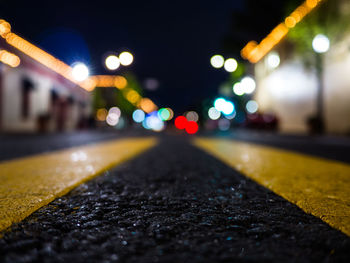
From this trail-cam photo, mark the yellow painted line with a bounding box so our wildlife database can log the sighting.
[193,138,350,236]
[0,137,157,232]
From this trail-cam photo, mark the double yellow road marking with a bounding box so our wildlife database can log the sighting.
[0,137,157,232]
[1,136,349,237]
[194,138,350,236]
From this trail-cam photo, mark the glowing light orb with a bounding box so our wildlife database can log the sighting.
[241,76,256,94]
[145,114,164,132]
[119,51,134,66]
[208,107,221,120]
[218,118,230,131]
[185,111,199,122]
[108,107,121,118]
[174,116,188,129]
[72,63,89,81]
[185,121,198,134]
[132,109,145,123]
[96,108,108,121]
[221,100,235,115]
[214,98,226,112]
[106,112,119,126]
[210,55,224,68]
[158,108,171,121]
[233,82,245,96]
[266,51,280,69]
[246,100,259,114]
[312,34,330,53]
[105,55,120,70]
[224,58,238,72]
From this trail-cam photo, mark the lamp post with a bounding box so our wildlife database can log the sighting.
[311,34,330,133]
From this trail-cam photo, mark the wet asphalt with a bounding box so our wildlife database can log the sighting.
[1,135,349,262]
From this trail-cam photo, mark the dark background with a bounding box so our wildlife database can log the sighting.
[0,0,302,113]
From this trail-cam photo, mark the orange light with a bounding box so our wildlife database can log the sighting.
[96,108,108,121]
[114,76,127,89]
[125,89,141,104]
[285,16,297,28]
[0,49,20,67]
[0,20,11,37]
[139,98,157,113]
[306,0,317,8]
[241,0,324,63]
[0,19,91,91]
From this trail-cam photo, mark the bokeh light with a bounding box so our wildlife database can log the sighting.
[132,109,145,123]
[214,98,227,112]
[96,108,107,121]
[208,107,221,120]
[106,112,119,126]
[246,100,259,114]
[185,111,199,122]
[218,118,230,131]
[145,113,165,132]
[233,82,245,96]
[114,76,128,89]
[119,51,134,66]
[71,62,89,81]
[225,111,236,120]
[210,55,224,68]
[105,55,120,70]
[108,107,121,118]
[165,108,174,121]
[158,108,171,121]
[266,51,280,69]
[214,98,235,116]
[312,34,330,53]
[241,76,256,94]
[185,121,199,134]
[174,116,187,129]
[221,100,235,115]
[224,58,238,72]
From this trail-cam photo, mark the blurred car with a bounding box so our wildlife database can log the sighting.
[245,112,279,130]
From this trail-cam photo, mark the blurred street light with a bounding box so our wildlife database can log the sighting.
[312,34,330,54]
[210,55,224,68]
[119,51,134,66]
[208,107,221,120]
[224,58,238,72]
[105,55,120,70]
[233,82,245,96]
[132,109,145,123]
[241,76,256,94]
[71,62,89,81]
[246,100,259,114]
[266,51,280,69]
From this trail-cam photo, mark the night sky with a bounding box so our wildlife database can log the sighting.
[1,0,294,113]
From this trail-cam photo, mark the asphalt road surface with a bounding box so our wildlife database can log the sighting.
[0,130,350,262]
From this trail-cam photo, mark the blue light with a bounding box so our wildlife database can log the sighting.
[132,109,145,123]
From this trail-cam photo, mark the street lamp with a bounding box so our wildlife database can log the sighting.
[311,34,330,133]
[71,62,89,81]
[210,55,224,68]
[224,58,238,72]
[105,55,120,70]
[119,51,134,66]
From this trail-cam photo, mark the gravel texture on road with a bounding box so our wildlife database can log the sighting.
[1,137,349,262]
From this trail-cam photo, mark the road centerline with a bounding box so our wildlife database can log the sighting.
[193,137,350,237]
[0,137,157,232]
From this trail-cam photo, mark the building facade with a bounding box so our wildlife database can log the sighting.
[0,38,91,133]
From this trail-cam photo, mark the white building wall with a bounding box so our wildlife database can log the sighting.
[255,60,318,133]
[255,34,350,134]
[323,35,350,133]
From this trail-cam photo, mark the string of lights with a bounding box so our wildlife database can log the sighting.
[241,0,325,63]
